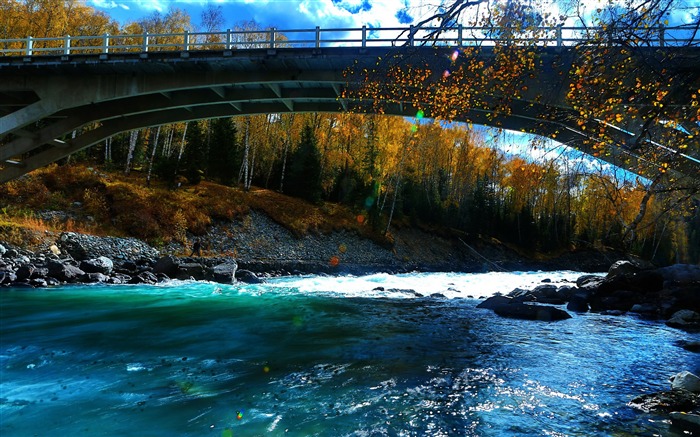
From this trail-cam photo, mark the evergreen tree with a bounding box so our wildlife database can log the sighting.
[286,124,322,204]
[208,118,239,185]
[181,121,206,184]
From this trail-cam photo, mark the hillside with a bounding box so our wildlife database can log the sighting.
[0,163,619,273]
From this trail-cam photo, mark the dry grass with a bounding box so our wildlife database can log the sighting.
[0,164,383,247]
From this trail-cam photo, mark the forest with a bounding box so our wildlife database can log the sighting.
[1,0,698,264]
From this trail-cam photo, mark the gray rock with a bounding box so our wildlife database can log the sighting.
[671,372,700,393]
[154,255,179,277]
[212,261,238,284]
[129,271,158,285]
[667,310,700,330]
[629,389,699,413]
[235,269,262,284]
[83,272,110,283]
[630,303,658,315]
[670,412,700,434]
[658,264,700,284]
[476,295,513,310]
[47,260,85,283]
[15,264,35,281]
[608,260,642,278]
[0,243,6,255]
[177,263,206,280]
[493,302,572,321]
[567,293,590,312]
[80,256,114,275]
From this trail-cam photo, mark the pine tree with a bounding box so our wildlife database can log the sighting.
[286,124,322,204]
[182,121,205,185]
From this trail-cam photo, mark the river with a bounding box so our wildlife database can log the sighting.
[1,271,697,436]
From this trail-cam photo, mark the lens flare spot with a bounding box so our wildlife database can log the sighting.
[364,196,375,209]
[411,124,418,133]
[236,411,243,420]
[451,50,459,61]
[443,70,451,78]
[329,256,340,267]
[416,109,424,119]
[263,365,270,373]
[338,244,347,253]
[356,214,366,224]
[221,429,234,437]
[292,315,304,327]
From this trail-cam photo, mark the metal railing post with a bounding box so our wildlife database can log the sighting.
[103,33,109,53]
[556,25,562,47]
[183,30,189,50]
[315,26,320,48]
[659,23,665,46]
[270,28,276,49]
[458,24,463,47]
[26,36,33,56]
[226,29,232,49]
[64,35,70,55]
[362,25,367,48]
[142,32,149,52]
[409,25,414,46]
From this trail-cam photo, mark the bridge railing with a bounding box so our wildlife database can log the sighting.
[0,24,697,56]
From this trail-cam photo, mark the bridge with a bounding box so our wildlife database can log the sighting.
[1,25,699,183]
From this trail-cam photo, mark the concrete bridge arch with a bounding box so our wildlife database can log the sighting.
[1,44,698,183]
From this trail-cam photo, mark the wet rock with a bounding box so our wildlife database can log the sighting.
[575,274,604,291]
[212,261,238,284]
[47,260,85,283]
[629,389,699,413]
[476,295,513,310]
[658,264,700,284]
[671,372,700,393]
[154,255,179,277]
[667,310,700,330]
[679,341,700,353]
[129,271,158,285]
[608,260,642,278]
[236,269,262,284]
[15,264,35,281]
[80,256,114,275]
[670,412,700,434]
[566,293,590,312]
[493,302,572,321]
[29,278,47,288]
[177,263,206,281]
[629,303,658,316]
[83,272,110,283]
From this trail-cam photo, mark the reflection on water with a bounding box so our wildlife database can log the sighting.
[1,272,698,436]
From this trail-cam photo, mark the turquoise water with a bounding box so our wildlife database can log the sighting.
[1,272,698,436]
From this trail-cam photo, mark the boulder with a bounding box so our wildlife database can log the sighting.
[629,389,699,413]
[80,256,114,275]
[567,293,590,312]
[671,372,700,393]
[476,295,512,310]
[629,303,658,315]
[83,272,110,283]
[575,274,604,292]
[658,264,700,284]
[176,262,206,280]
[154,255,179,277]
[212,261,238,284]
[15,264,35,281]
[667,310,700,330]
[236,269,263,284]
[47,260,85,283]
[608,260,642,278]
[493,302,572,321]
[670,412,700,434]
[129,271,158,285]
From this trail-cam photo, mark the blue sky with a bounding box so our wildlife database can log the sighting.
[89,0,432,29]
[88,0,699,30]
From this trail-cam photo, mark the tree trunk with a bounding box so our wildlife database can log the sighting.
[124,130,138,175]
[238,117,251,189]
[146,125,161,187]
